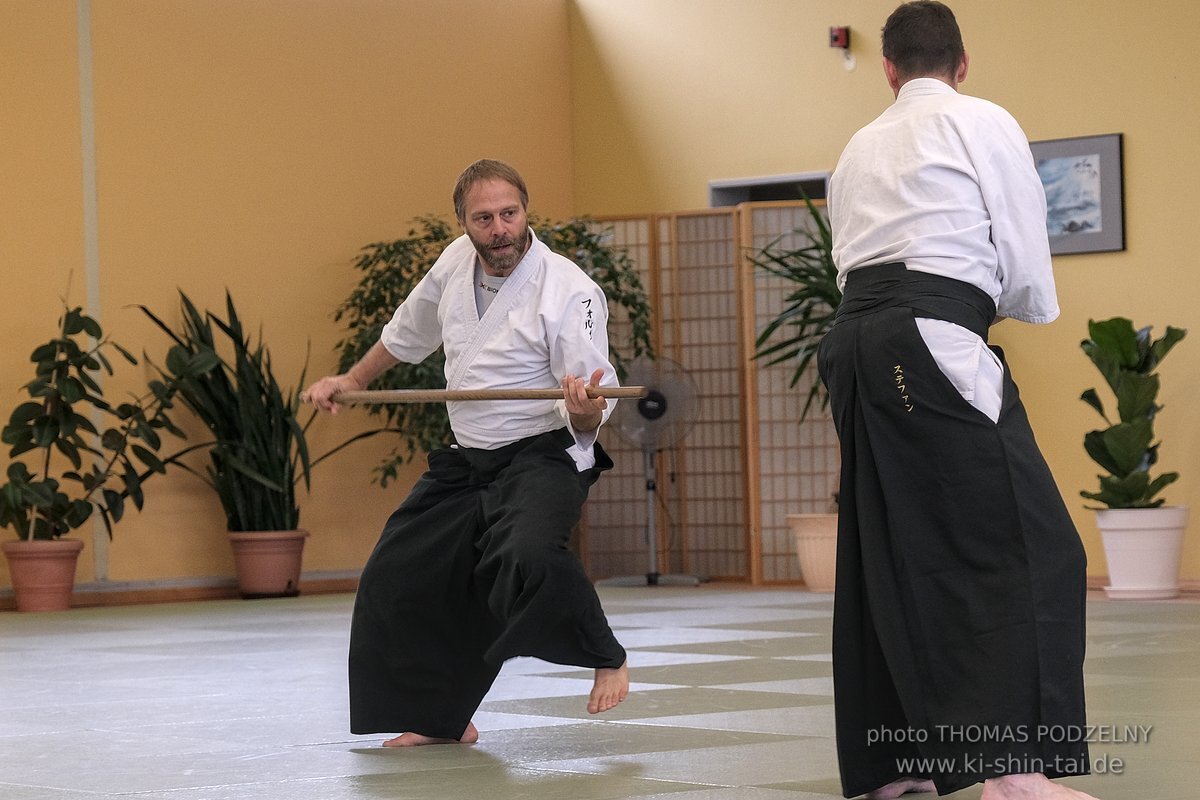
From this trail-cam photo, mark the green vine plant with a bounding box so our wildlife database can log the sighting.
[1080,317,1187,509]
[334,215,655,486]
[0,304,212,541]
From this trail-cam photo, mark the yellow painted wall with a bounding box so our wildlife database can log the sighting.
[5,0,1198,594]
[1,0,574,589]
[569,0,1200,581]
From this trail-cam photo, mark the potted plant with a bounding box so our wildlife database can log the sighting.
[333,215,655,484]
[140,291,392,598]
[750,196,841,590]
[1080,316,1188,599]
[1,304,207,611]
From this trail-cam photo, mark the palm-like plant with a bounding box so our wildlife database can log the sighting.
[1080,317,1187,509]
[751,196,841,420]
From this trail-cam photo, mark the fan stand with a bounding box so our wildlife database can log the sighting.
[597,448,702,587]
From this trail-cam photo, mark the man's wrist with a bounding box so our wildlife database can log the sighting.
[570,410,602,432]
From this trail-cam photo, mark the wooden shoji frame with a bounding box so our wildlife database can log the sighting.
[580,201,839,585]
[740,202,840,584]
[577,215,663,580]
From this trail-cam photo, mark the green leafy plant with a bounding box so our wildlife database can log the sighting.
[1080,317,1187,509]
[334,215,655,485]
[0,304,210,541]
[751,196,841,420]
[141,291,393,531]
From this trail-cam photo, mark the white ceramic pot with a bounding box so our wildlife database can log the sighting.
[787,513,837,592]
[1095,506,1187,600]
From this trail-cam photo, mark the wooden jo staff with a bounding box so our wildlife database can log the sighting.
[331,386,648,405]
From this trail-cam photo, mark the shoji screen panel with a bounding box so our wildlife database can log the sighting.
[583,201,838,585]
[581,216,658,579]
[582,210,750,582]
[656,210,749,581]
[742,202,839,583]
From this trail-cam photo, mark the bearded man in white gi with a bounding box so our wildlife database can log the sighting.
[818,3,1098,799]
[305,159,629,746]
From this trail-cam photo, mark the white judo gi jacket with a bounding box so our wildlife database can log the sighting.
[380,231,617,469]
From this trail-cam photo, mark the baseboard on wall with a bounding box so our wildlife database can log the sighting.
[1086,574,1200,597]
[0,570,361,611]
[5,573,1196,612]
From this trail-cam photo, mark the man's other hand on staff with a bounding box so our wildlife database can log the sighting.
[302,374,363,415]
[563,368,606,433]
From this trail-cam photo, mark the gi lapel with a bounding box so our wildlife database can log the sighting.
[445,245,538,391]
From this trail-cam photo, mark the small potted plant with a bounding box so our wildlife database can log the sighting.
[0,304,206,611]
[141,291,392,598]
[750,196,842,591]
[1080,316,1187,599]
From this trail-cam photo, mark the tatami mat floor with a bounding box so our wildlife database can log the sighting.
[1,586,1197,799]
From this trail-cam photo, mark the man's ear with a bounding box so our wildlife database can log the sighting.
[954,52,970,85]
[883,58,903,96]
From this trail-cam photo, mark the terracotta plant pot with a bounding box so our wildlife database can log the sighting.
[2,538,85,612]
[787,513,837,592]
[227,530,309,599]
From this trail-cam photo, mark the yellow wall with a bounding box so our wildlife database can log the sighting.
[5,0,1199,593]
[570,0,1200,582]
[1,0,574,588]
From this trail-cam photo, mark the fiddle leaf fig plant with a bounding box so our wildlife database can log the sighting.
[334,215,654,485]
[0,304,211,541]
[1080,316,1187,509]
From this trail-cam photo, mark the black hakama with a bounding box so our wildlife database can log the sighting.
[817,264,1090,796]
[348,427,626,739]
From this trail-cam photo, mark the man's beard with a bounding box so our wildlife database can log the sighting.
[471,226,529,275]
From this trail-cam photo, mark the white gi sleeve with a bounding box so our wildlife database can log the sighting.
[379,242,464,363]
[548,282,619,451]
[969,111,1059,324]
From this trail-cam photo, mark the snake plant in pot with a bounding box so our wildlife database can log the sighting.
[141,291,393,598]
[1,304,209,611]
[1080,316,1188,598]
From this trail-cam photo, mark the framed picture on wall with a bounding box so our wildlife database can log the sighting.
[1030,133,1125,255]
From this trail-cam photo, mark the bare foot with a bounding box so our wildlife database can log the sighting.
[382,721,479,747]
[587,661,629,714]
[866,777,936,799]
[981,773,1100,800]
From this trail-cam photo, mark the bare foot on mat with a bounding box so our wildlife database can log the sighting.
[383,721,479,747]
[587,661,629,714]
[866,777,936,798]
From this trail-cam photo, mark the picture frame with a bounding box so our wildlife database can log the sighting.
[1030,133,1125,255]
